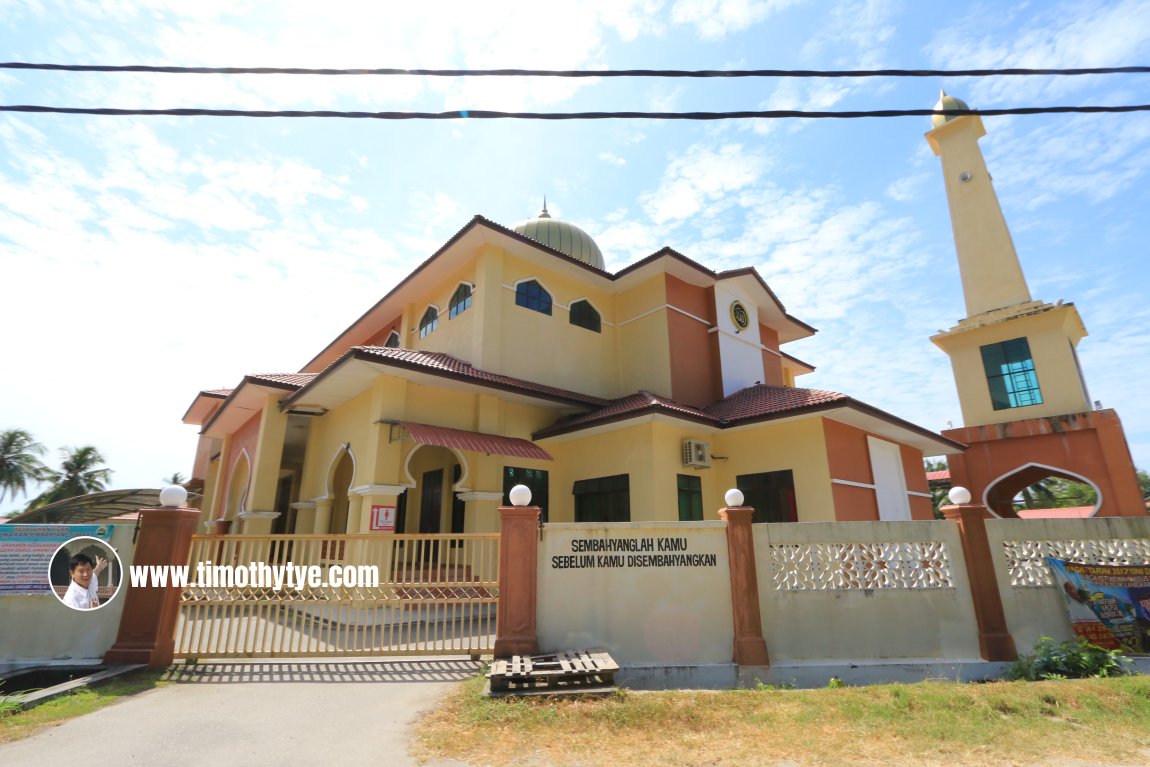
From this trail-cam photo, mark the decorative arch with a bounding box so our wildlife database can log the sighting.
[327,445,356,535]
[324,444,357,499]
[385,330,400,348]
[401,442,469,490]
[982,461,1103,519]
[224,449,251,520]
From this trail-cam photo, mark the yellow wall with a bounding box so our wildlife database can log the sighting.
[494,253,621,399]
[934,304,1090,427]
[537,416,834,523]
[299,386,375,500]
[409,260,481,361]
[616,274,673,398]
[712,418,835,522]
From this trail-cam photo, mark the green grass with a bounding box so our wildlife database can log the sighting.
[414,675,1150,767]
[0,669,169,744]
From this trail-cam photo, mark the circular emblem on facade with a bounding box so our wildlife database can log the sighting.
[729,301,750,332]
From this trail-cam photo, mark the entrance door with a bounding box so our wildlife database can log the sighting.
[868,436,912,521]
[419,469,443,566]
[420,469,443,533]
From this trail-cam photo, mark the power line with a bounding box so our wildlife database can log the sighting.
[2,104,1148,120]
[1,62,1149,78]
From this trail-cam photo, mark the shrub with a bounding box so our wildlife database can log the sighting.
[1005,636,1134,681]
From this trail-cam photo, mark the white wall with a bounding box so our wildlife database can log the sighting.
[536,522,734,665]
[754,521,983,662]
[0,524,137,663]
[986,516,1150,652]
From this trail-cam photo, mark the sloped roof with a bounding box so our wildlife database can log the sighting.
[703,385,847,421]
[284,346,610,410]
[534,383,965,453]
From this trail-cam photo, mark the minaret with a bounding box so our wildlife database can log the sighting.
[925,91,1031,316]
[927,91,1090,428]
[926,91,1144,519]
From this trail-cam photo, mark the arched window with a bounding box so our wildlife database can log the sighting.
[515,280,552,315]
[569,299,601,333]
[419,306,439,338]
[385,330,400,348]
[449,283,473,318]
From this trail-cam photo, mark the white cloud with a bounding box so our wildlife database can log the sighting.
[671,0,803,40]
[599,151,627,165]
[641,143,769,224]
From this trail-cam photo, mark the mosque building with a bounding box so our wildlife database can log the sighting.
[183,200,963,536]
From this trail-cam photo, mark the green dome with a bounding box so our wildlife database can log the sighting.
[931,90,971,128]
[512,203,605,270]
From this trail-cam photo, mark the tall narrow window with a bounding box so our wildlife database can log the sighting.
[418,306,438,338]
[385,330,400,348]
[503,467,549,523]
[449,283,473,318]
[981,337,1043,410]
[736,470,797,524]
[395,491,408,534]
[569,299,601,332]
[573,474,630,523]
[677,474,703,521]
[515,280,552,315]
[450,464,466,543]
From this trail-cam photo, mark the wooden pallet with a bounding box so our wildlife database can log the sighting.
[486,648,619,696]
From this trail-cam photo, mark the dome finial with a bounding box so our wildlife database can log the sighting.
[539,196,551,219]
[932,89,971,129]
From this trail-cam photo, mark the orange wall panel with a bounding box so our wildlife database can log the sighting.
[758,324,784,387]
[823,418,874,485]
[364,316,403,347]
[666,275,722,407]
[830,482,879,521]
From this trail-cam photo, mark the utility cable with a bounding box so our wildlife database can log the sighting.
[2,104,1148,120]
[1,63,1148,78]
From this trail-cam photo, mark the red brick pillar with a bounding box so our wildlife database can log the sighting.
[720,505,770,666]
[493,504,540,658]
[104,507,199,667]
[943,504,1017,662]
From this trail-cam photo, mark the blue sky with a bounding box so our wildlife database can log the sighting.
[2,0,1149,515]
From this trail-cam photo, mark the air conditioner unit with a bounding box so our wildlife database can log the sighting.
[682,439,711,469]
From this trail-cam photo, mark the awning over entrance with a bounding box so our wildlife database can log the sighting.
[400,421,553,461]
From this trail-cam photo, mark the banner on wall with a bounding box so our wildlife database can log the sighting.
[0,524,115,595]
[370,505,396,532]
[1045,557,1150,655]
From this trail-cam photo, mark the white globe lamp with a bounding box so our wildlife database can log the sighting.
[508,484,532,507]
[724,488,745,508]
[159,485,188,508]
[947,486,972,506]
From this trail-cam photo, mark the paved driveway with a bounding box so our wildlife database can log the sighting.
[0,659,478,767]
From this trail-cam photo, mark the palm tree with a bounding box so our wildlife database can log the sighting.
[0,429,47,505]
[162,472,187,486]
[27,446,113,510]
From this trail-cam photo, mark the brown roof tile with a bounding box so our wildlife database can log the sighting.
[702,384,848,422]
[534,384,852,439]
[351,347,609,407]
[248,373,317,388]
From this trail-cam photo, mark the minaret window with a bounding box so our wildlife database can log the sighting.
[569,299,600,332]
[449,283,473,318]
[418,306,439,338]
[515,280,552,315]
[981,338,1043,410]
[384,330,400,348]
